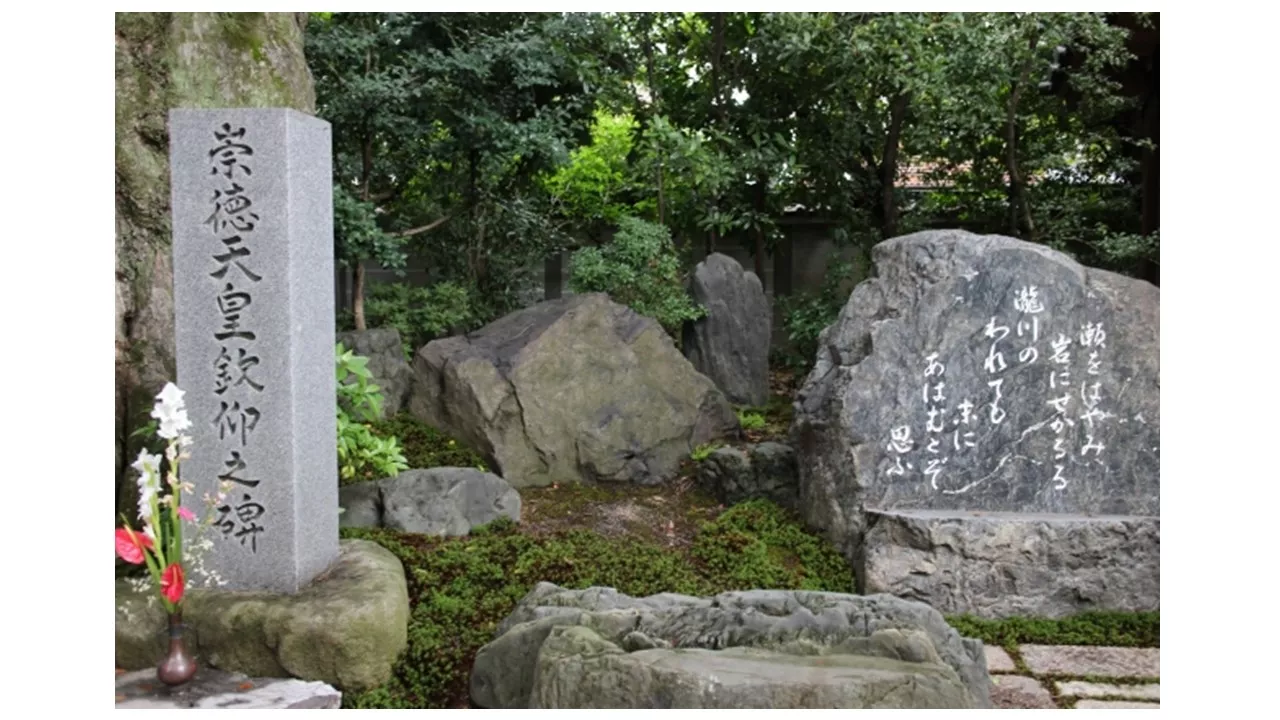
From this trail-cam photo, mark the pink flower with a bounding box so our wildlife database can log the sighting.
[161,563,186,604]
[177,507,196,522]
[115,527,153,565]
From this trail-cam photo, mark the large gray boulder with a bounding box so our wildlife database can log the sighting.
[682,253,771,406]
[791,230,1159,612]
[409,293,739,487]
[337,327,414,418]
[338,467,520,536]
[470,582,991,709]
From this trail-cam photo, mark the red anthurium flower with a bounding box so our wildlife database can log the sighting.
[115,528,153,565]
[161,563,186,604]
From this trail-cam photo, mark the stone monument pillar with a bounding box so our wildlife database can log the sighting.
[169,108,337,593]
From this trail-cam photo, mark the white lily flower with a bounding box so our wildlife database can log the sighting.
[156,382,186,411]
[152,383,192,440]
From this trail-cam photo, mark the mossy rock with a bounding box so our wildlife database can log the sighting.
[115,539,409,692]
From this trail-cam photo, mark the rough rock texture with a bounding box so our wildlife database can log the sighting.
[115,12,316,520]
[115,539,408,692]
[682,253,771,406]
[409,293,739,487]
[337,327,415,418]
[696,442,798,509]
[115,667,342,709]
[529,625,975,709]
[338,467,521,535]
[862,510,1160,618]
[792,230,1159,583]
[470,582,991,709]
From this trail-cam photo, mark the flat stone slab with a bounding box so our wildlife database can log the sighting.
[988,675,1055,709]
[1056,680,1159,701]
[1019,645,1159,678]
[984,645,1017,673]
[1074,699,1159,709]
[116,668,340,708]
[862,509,1159,618]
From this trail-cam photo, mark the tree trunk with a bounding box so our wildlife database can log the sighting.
[1004,31,1041,242]
[115,12,315,520]
[353,134,374,330]
[640,15,666,226]
[753,172,768,288]
[879,93,910,240]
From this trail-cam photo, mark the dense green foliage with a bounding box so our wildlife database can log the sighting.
[568,216,705,337]
[336,343,409,484]
[309,12,1156,347]
[945,610,1160,652]
[341,281,474,360]
[369,413,488,472]
[338,498,853,708]
[776,258,856,371]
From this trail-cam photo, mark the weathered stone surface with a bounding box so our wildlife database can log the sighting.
[470,582,991,709]
[984,645,1017,673]
[115,12,315,522]
[338,467,521,536]
[171,107,337,594]
[115,539,408,692]
[1075,699,1158,708]
[862,509,1159,618]
[988,675,1056,709]
[791,230,1158,600]
[696,441,798,508]
[529,625,975,709]
[1018,645,1159,679]
[1056,680,1159,701]
[337,327,414,418]
[116,667,341,709]
[683,253,771,406]
[409,293,739,487]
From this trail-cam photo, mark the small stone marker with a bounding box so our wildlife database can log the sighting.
[1056,680,1159,701]
[170,108,338,593]
[983,645,1017,673]
[1018,645,1160,679]
[988,675,1055,710]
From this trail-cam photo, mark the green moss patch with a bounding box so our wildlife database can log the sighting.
[369,413,488,472]
[945,611,1160,652]
[338,497,853,708]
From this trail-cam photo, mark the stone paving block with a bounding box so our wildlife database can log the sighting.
[984,645,1017,673]
[989,675,1056,709]
[1075,699,1159,709]
[1019,645,1159,678]
[1056,680,1159,701]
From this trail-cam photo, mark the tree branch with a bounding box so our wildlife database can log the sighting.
[392,215,452,238]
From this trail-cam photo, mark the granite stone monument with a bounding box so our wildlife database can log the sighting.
[169,108,338,593]
[792,229,1159,616]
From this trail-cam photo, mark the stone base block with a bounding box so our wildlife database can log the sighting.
[861,509,1158,618]
[115,539,408,692]
[116,667,341,709]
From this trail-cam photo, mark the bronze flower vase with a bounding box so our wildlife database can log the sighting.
[157,610,197,686]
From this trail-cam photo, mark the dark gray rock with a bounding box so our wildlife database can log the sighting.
[683,253,771,406]
[696,441,798,508]
[408,293,739,487]
[470,582,991,709]
[792,229,1159,579]
[337,327,415,418]
[338,467,520,536]
[862,509,1160,618]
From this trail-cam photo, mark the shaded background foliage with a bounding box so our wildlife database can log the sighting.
[306,11,1157,361]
